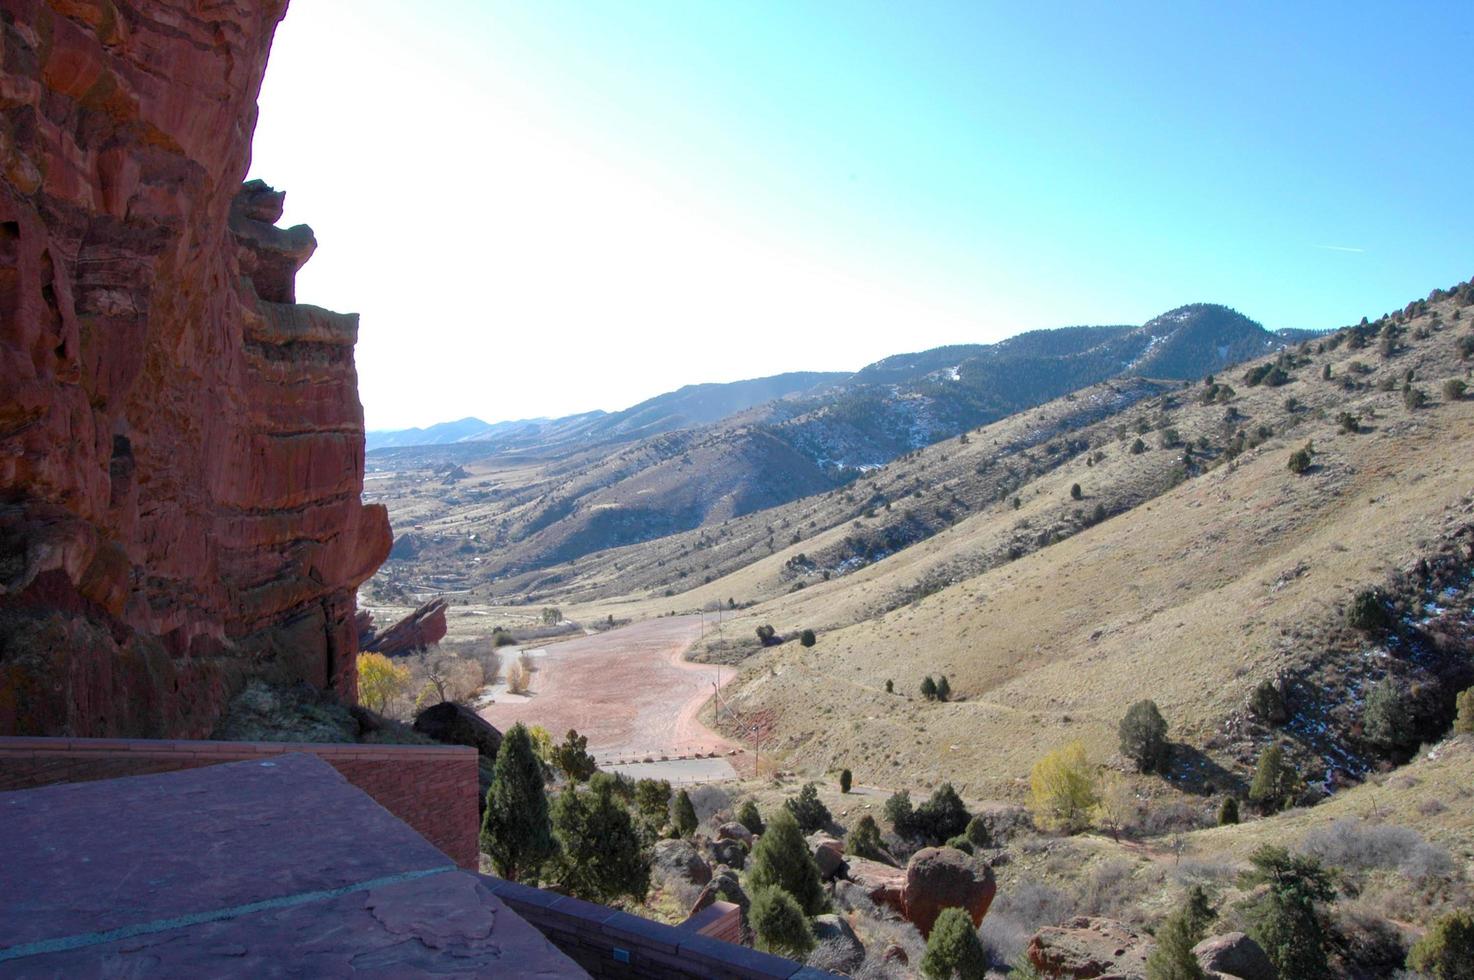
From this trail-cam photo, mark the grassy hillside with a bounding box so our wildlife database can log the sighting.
[695,288,1473,802]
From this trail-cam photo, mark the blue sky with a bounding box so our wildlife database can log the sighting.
[249,1,1474,429]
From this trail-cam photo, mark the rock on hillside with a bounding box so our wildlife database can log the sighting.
[1027,917,1152,978]
[0,2,389,737]
[361,599,449,656]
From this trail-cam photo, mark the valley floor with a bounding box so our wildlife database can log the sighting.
[476,616,740,767]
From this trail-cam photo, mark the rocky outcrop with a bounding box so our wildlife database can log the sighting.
[810,914,865,973]
[902,846,997,938]
[1193,932,1275,980]
[0,1,390,737]
[412,702,502,761]
[689,868,749,921]
[715,822,754,847]
[362,599,449,657]
[652,839,711,887]
[1027,917,1152,979]
[844,857,907,917]
[807,831,848,881]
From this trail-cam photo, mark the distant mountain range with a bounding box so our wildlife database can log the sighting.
[371,303,1322,575]
[369,306,1312,454]
[366,372,844,452]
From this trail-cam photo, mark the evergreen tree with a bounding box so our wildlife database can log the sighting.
[1145,895,1211,980]
[736,798,765,835]
[913,782,971,843]
[551,728,597,783]
[884,789,915,835]
[1248,744,1298,814]
[1363,678,1416,756]
[1218,796,1240,825]
[672,788,698,838]
[480,723,555,882]
[936,675,952,701]
[921,675,938,700]
[839,768,852,794]
[921,906,988,979]
[549,780,651,904]
[1407,909,1474,980]
[749,885,815,959]
[633,778,672,837]
[1455,686,1474,735]
[746,808,828,915]
[1183,885,1214,937]
[846,814,887,861]
[1119,699,1171,773]
[1240,845,1335,980]
[784,781,831,833]
[964,814,993,849]
[800,628,816,647]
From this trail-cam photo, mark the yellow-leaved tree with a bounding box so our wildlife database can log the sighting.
[357,652,411,714]
[1030,740,1099,833]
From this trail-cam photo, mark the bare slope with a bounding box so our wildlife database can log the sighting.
[701,291,1474,799]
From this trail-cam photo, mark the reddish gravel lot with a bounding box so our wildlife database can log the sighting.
[478,616,738,760]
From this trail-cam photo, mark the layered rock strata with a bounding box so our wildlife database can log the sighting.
[0,1,390,736]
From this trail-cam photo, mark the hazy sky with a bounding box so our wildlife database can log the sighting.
[248,1,1474,431]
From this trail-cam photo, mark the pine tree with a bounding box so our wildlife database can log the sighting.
[749,885,816,959]
[1248,744,1298,814]
[672,788,698,837]
[846,814,887,861]
[1241,845,1335,980]
[736,798,765,835]
[551,728,597,783]
[1455,687,1474,735]
[1145,897,1211,980]
[1363,678,1416,756]
[633,778,672,837]
[1218,796,1240,825]
[1119,699,1171,773]
[913,782,971,843]
[920,675,938,700]
[936,675,952,701]
[839,768,852,793]
[549,779,651,904]
[921,907,988,978]
[784,781,831,833]
[1407,909,1474,979]
[746,808,828,915]
[480,723,555,882]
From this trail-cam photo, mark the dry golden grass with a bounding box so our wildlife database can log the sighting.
[682,304,1474,798]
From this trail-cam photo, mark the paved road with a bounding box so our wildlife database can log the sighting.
[604,757,738,785]
[478,616,739,765]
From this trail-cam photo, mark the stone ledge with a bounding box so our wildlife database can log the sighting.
[480,874,808,979]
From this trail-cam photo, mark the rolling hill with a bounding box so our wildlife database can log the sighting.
[365,302,1307,582]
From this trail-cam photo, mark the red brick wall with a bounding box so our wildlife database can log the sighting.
[0,737,480,870]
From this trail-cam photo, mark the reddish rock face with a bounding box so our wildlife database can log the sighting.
[0,1,391,737]
[361,599,449,657]
[1027,916,1153,979]
[901,846,997,938]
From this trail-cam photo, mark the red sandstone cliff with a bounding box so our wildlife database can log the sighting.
[0,0,391,736]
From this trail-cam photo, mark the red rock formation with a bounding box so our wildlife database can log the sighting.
[0,1,390,737]
[900,846,996,938]
[361,598,449,657]
[1027,917,1153,979]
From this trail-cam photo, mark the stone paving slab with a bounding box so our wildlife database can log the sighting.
[3,870,580,979]
[0,753,587,977]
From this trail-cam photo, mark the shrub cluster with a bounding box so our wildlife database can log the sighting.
[886,783,972,844]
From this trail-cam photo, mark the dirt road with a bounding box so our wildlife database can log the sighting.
[478,616,738,761]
